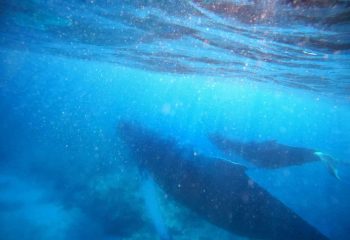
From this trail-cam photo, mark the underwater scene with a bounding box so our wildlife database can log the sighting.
[1,1,350,240]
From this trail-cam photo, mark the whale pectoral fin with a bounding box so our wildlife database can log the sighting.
[326,160,341,180]
[141,175,171,240]
[314,152,341,180]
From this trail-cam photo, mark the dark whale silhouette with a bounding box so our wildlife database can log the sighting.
[118,122,329,240]
[209,133,321,169]
[209,133,340,179]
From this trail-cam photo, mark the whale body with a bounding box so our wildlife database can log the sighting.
[118,122,329,240]
[209,133,322,169]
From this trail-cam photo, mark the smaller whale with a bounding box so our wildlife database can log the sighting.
[209,133,339,179]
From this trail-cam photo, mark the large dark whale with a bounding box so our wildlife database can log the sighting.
[209,133,340,180]
[118,122,329,240]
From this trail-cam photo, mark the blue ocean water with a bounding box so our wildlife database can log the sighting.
[0,1,350,240]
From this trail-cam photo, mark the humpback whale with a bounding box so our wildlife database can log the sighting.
[209,133,339,179]
[118,122,329,240]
